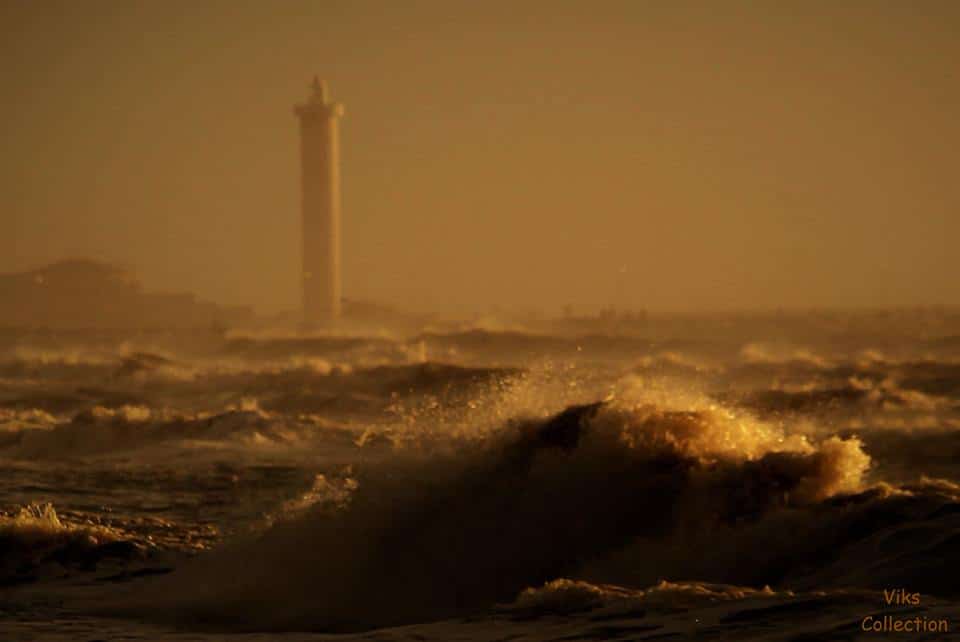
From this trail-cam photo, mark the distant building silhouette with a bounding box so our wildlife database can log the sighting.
[295,77,344,325]
[0,259,252,329]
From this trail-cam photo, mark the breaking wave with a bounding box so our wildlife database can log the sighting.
[0,405,360,459]
[102,398,896,632]
[0,503,144,585]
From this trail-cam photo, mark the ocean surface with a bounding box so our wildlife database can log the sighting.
[2,321,960,640]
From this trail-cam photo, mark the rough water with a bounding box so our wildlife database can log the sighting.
[2,322,960,640]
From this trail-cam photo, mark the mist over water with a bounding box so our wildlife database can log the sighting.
[2,315,960,638]
[4,1,960,638]
[5,2,960,314]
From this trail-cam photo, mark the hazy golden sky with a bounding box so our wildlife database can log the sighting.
[3,1,958,313]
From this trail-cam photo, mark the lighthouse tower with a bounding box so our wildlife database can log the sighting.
[295,77,344,324]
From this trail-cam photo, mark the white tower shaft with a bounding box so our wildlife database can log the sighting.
[295,78,344,324]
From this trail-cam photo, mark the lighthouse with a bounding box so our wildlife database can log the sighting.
[295,77,344,324]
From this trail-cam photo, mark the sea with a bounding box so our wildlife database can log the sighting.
[2,315,960,640]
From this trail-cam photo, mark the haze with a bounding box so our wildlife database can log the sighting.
[3,0,958,315]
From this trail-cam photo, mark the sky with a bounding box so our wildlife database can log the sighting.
[2,0,958,314]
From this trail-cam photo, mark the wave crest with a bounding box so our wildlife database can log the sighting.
[107,399,872,632]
